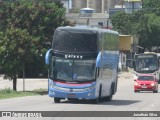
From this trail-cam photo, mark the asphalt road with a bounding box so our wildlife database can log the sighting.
[0,72,160,120]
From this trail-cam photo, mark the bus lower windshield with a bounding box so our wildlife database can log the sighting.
[50,58,96,82]
[135,58,158,71]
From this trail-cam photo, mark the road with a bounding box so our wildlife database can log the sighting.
[0,72,160,120]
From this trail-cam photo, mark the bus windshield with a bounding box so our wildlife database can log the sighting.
[135,58,158,71]
[53,30,98,53]
[50,58,96,82]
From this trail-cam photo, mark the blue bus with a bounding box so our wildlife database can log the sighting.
[45,26,119,103]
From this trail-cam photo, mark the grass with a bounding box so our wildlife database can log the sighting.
[0,88,48,100]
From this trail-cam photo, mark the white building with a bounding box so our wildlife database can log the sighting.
[61,0,116,13]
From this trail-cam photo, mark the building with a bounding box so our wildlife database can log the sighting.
[119,34,140,68]
[65,0,116,28]
[62,0,116,13]
[124,0,142,13]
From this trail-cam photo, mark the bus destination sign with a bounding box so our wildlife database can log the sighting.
[137,55,154,58]
[65,54,83,59]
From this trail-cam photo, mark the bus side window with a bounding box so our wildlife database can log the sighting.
[133,61,135,70]
[96,68,100,78]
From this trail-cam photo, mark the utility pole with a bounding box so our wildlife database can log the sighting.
[122,0,124,8]
[102,0,104,13]
[87,0,89,8]
[68,0,70,13]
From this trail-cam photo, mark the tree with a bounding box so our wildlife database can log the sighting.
[0,28,36,91]
[141,14,160,48]
[111,0,160,51]
[0,0,70,91]
[111,12,132,34]
[142,0,160,16]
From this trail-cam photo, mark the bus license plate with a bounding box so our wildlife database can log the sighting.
[67,94,76,97]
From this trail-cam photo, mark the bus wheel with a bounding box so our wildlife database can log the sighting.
[91,86,102,104]
[54,98,61,103]
[105,87,113,101]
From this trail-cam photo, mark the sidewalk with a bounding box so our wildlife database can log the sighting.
[0,77,48,91]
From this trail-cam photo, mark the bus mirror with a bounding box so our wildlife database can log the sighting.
[45,49,52,65]
[96,52,101,67]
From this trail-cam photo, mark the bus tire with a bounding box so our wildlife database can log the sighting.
[115,76,118,94]
[54,98,61,103]
[105,85,113,101]
[92,85,102,104]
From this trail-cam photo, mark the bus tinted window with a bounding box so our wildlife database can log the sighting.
[53,30,98,52]
[103,33,119,50]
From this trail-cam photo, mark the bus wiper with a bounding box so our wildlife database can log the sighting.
[73,79,91,82]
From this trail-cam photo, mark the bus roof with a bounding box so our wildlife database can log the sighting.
[135,52,157,56]
[144,52,156,54]
[56,26,119,35]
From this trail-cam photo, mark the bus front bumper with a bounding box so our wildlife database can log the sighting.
[48,87,96,99]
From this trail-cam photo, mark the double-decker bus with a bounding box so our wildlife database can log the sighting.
[45,26,119,103]
[133,52,160,83]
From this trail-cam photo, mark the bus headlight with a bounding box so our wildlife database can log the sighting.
[85,86,95,91]
[49,83,56,88]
